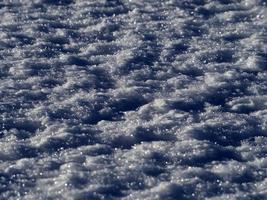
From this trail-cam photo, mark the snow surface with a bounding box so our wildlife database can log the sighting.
[0,0,267,199]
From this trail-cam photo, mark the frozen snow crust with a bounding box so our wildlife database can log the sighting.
[0,0,267,199]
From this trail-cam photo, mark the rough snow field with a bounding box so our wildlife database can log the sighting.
[0,0,267,199]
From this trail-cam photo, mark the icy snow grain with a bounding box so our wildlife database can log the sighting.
[0,0,267,199]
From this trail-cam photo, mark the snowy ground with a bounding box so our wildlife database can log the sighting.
[0,0,267,199]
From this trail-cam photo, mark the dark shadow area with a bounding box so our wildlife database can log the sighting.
[190,123,263,147]
[97,185,126,198]
[134,127,176,143]
[41,0,74,6]
[222,33,248,42]
[89,68,115,90]
[68,56,90,66]
[143,151,171,177]
[111,135,136,149]
[89,1,129,18]
[160,183,194,200]
[16,144,39,159]
[39,132,99,154]
[110,97,148,113]
[180,146,243,167]
[0,119,40,137]
[199,50,235,64]
[8,33,35,46]
[170,99,205,113]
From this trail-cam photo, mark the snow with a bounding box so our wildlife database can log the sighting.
[0,0,267,199]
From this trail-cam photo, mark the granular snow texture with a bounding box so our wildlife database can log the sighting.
[0,0,267,199]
